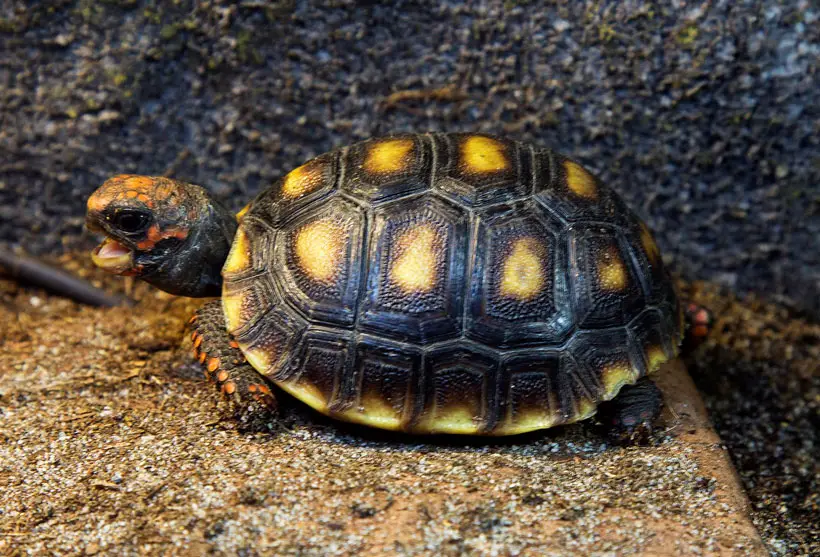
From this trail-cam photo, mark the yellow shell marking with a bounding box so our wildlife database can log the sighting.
[243,345,273,374]
[501,408,560,436]
[277,380,329,414]
[499,238,546,300]
[294,219,346,284]
[222,227,251,276]
[421,407,481,435]
[282,162,323,199]
[390,225,440,293]
[564,160,598,199]
[461,136,509,173]
[602,362,635,398]
[598,247,628,291]
[222,293,244,334]
[363,138,415,174]
[646,345,667,373]
[340,394,404,431]
[236,203,251,220]
[640,222,661,264]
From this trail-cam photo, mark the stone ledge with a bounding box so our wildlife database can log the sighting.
[0,289,765,555]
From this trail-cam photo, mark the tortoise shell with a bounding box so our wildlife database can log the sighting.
[222,133,682,435]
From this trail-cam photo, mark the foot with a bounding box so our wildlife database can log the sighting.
[596,377,663,445]
[189,300,277,418]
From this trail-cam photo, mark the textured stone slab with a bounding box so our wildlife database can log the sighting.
[0,286,765,555]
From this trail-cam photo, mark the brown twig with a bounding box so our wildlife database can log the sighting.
[381,85,468,110]
[0,248,132,307]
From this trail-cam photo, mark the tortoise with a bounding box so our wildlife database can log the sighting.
[86,133,705,439]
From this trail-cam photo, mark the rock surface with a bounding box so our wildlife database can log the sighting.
[0,271,765,555]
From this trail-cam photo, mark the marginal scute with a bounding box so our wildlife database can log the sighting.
[417,344,497,434]
[363,138,415,174]
[461,135,510,174]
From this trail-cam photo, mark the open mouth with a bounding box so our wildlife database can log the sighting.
[91,237,134,274]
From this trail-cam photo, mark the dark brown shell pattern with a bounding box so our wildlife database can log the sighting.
[221,133,682,435]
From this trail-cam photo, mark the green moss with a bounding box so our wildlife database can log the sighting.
[236,29,263,65]
[160,23,178,40]
[676,24,698,46]
[598,23,616,43]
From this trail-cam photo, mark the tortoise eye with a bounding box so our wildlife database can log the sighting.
[112,209,151,234]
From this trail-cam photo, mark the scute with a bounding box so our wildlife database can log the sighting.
[223,132,682,435]
[342,134,432,204]
[569,224,645,328]
[432,133,531,207]
[466,200,572,349]
[358,193,469,344]
[274,197,366,327]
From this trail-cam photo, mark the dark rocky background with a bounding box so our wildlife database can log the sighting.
[1,0,817,315]
[1,1,818,554]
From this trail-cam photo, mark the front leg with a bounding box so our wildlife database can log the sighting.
[596,377,664,445]
[189,300,277,415]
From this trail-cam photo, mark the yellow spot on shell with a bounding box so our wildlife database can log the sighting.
[222,227,251,275]
[501,408,561,436]
[602,362,635,398]
[277,381,329,414]
[236,203,251,220]
[363,138,415,174]
[646,346,667,373]
[564,160,598,199]
[294,219,346,283]
[499,238,546,300]
[244,345,273,374]
[423,407,481,435]
[282,161,324,199]
[598,247,627,291]
[461,136,509,173]
[340,394,404,431]
[390,225,440,293]
[640,222,661,264]
[222,293,244,334]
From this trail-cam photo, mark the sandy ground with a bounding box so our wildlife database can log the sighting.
[1,257,815,555]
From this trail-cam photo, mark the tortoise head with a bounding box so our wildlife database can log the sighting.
[86,175,237,297]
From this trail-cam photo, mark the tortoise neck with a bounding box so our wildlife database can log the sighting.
[140,190,238,298]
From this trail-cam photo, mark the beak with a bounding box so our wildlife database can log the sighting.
[91,237,134,274]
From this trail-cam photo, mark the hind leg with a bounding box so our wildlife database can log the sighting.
[596,377,663,445]
[189,300,277,415]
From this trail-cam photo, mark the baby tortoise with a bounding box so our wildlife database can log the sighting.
[86,133,710,441]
